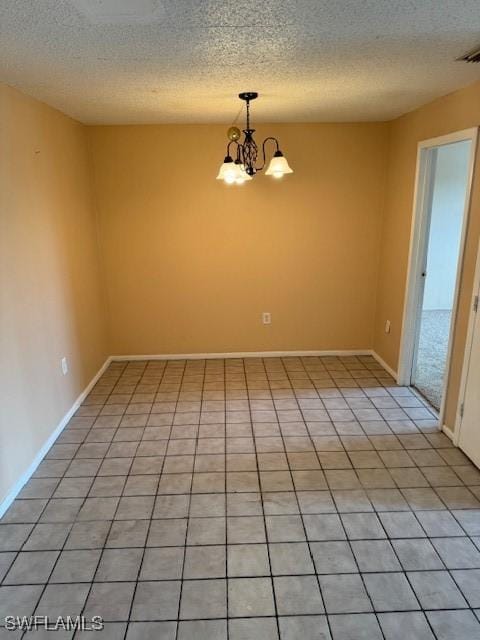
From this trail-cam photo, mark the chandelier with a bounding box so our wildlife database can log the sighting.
[216,92,293,185]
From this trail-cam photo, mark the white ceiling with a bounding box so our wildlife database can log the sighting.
[1,0,479,124]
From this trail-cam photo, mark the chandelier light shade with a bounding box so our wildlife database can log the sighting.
[265,152,294,178]
[217,92,293,184]
[216,158,252,184]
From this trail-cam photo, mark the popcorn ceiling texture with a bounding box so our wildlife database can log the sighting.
[0,0,480,124]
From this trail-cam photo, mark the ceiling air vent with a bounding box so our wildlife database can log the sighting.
[457,46,480,63]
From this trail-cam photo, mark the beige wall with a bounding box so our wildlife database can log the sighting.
[88,123,389,356]
[374,81,480,430]
[0,84,107,504]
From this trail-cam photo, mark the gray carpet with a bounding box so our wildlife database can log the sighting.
[414,309,452,410]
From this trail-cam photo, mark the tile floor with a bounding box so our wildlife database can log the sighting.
[1,356,480,639]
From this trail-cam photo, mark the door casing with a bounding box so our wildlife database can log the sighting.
[455,238,480,449]
[397,128,478,428]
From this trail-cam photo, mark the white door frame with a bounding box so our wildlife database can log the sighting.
[397,127,478,427]
[455,238,480,446]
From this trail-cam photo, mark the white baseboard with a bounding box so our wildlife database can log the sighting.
[442,424,455,441]
[0,356,112,519]
[371,351,398,381]
[110,349,373,361]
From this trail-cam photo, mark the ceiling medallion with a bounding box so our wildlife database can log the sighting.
[216,92,293,185]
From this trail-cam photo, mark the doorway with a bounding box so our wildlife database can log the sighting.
[399,128,478,419]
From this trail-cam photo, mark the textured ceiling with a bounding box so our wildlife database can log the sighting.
[0,0,480,124]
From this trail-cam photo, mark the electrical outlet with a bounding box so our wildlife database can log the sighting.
[385,320,391,334]
[61,357,68,376]
[262,312,272,325]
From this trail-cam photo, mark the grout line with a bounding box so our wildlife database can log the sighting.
[173,358,196,640]
[123,359,169,640]
[222,358,230,640]
[245,357,282,638]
